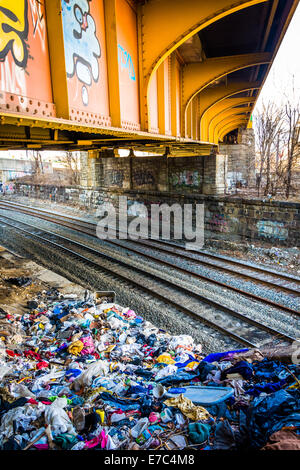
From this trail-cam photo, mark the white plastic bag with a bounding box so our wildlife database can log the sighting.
[44,398,76,436]
[169,335,194,351]
[155,364,177,381]
[0,365,11,380]
[71,360,109,391]
[131,417,149,439]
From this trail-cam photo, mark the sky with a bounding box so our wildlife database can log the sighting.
[254,3,300,113]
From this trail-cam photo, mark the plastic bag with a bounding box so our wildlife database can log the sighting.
[44,398,76,436]
[71,360,109,391]
[169,335,194,352]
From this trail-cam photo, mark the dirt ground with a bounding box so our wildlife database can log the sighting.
[0,245,85,316]
[208,240,300,276]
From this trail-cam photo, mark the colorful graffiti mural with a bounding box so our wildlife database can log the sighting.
[0,182,14,193]
[170,170,200,188]
[0,1,29,68]
[0,0,54,109]
[61,0,110,118]
[62,0,101,107]
[257,220,288,241]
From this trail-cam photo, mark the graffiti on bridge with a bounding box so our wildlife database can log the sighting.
[108,170,124,188]
[30,0,46,46]
[0,1,51,101]
[62,0,101,107]
[133,169,155,186]
[118,44,135,81]
[0,0,29,68]
[170,170,200,188]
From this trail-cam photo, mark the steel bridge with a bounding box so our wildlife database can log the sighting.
[0,0,298,156]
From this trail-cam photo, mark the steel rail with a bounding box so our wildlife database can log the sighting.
[0,200,299,314]
[0,215,297,349]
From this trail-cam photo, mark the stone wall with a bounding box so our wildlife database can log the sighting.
[9,182,300,246]
[220,128,256,191]
[80,152,226,195]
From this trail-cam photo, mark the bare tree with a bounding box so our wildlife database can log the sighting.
[282,98,300,199]
[254,101,284,196]
[57,151,80,185]
[27,150,44,179]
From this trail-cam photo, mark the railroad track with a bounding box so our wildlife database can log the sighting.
[0,212,298,351]
[0,199,299,314]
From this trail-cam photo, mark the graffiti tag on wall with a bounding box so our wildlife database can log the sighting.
[118,44,135,81]
[170,171,200,188]
[0,1,53,106]
[133,170,155,186]
[0,0,29,68]
[0,59,27,98]
[208,213,229,233]
[257,220,288,240]
[62,0,101,106]
[30,0,46,47]
[108,170,124,188]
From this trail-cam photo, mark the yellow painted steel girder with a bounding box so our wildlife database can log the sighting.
[217,118,249,142]
[219,123,247,141]
[45,0,69,119]
[212,108,251,143]
[138,0,269,130]
[104,0,122,128]
[182,53,271,112]
[139,0,268,81]
[185,95,201,140]
[199,83,260,121]
[182,52,270,137]
[198,81,260,139]
[206,97,256,142]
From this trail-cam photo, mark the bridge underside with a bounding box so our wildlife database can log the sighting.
[0,112,216,155]
[0,0,297,156]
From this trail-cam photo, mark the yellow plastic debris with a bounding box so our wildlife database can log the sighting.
[157,353,175,365]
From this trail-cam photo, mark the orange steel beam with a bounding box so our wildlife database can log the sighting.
[104,0,121,127]
[139,0,269,81]
[45,0,69,119]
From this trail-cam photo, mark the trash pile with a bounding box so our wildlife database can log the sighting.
[0,290,299,451]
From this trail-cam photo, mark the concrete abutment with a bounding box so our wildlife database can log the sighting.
[79,129,256,196]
